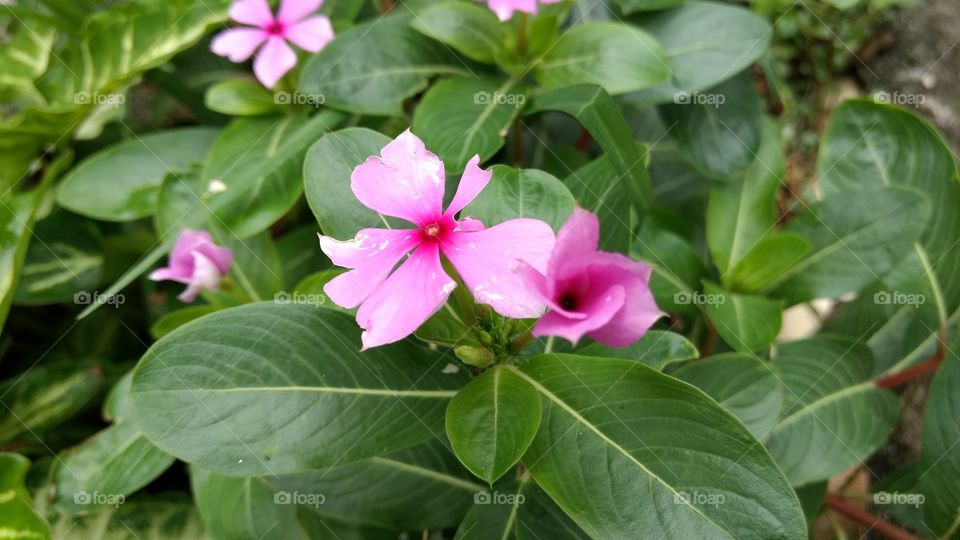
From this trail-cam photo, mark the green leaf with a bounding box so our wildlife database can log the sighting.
[446,365,541,483]
[211,229,283,303]
[0,18,55,90]
[52,421,175,514]
[562,149,642,253]
[191,466,297,540]
[919,353,960,535]
[703,280,782,352]
[412,77,528,174]
[272,439,483,530]
[103,371,134,422]
[276,226,332,289]
[463,165,575,231]
[48,498,206,540]
[416,307,480,348]
[131,303,469,476]
[0,453,50,540]
[761,187,931,305]
[299,14,470,116]
[614,0,688,12]
[149,306,222,340]
[535,23,670,95]
[204,79,278,116]
[633,217,706,313]
[511,355,806,538]
[304,128,394,240]
[577,330,698,370]
[13,211,104,305]
[412,2,509,63]
[766,336,900,486]
[657,73,762,180]
[673,354,782,440]
[0,361,103,445]
[629,2,771,105]
[57,127,219,222]
[794,482,827,524]
[455,478,588,540]
[723,234,810,294]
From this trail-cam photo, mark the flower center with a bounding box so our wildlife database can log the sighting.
[423,223,442,238]
[265,20,285,36]
[559,293,578,311]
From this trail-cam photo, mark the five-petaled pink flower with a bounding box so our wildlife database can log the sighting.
[522,209,662,347]
[484,0,561,21]
[149,230,234,303]
[319,130,556,349]
[212,0,334,89]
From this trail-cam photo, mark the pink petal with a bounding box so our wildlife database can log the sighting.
[583,253,663,348]
[319,228,421,309]
[277,0,323,25]
[351,130,446,227]
[211,28,268,62]
[456,217,485,232]
[443,156,491,220]
[229,0,275,27]
[532,285,626,345]
[550,207,599,280]
[485,0,539,20]
[442,218,555,318]
[178,252,224,303]
[355,243,455,349]
[148,267,190,284]
[169,230,215,267]
[283,15,334,52]
[253,36,298,89]
[519,262,588,320]
[194,244,234,275]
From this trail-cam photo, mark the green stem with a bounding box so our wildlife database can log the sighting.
[442,258,477,327]
[517,12,527,58]
[508,329,534,355]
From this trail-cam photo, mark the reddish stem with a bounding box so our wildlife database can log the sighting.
[575,127,592,151]
[824,495,918,540]
[875,325,947,389]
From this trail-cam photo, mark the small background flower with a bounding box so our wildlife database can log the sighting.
[149,230,233,303]
[484,0,561,21]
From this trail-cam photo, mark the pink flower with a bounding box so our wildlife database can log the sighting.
[319,130,556,349]
[211,0,334,89]
[484,0,561,21]
[149,230,233,303]
[522,209,663,348]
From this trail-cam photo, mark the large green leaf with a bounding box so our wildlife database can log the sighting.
[512,355,806,538]
[576,330,698,370]
[629,2,771,105]
[191,466,297,540]
[271,439,483,530]
[766,336,900,486]
[412,77,528,174]
[535,22,670,94]
[761,187,931,305]
[13,211,103,305]
[919,352,960,535]
[412,2,509,64]
[299,14,470,116]
[57,128,219,222]
[0,453,50,540]
[657,73,762,180]
[703,280,782,353]
[131,303,469,476]
[52,421,175,514]
[673,354,782,440]
[723,234,810,294]
[446,365,541,483]
[463,165,575,231]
